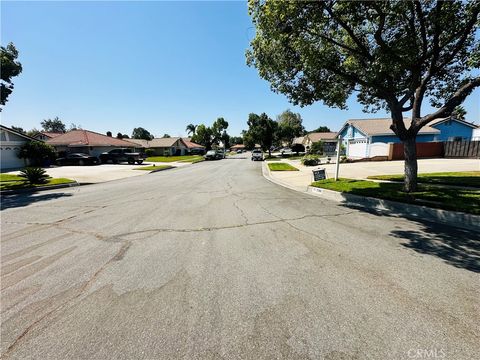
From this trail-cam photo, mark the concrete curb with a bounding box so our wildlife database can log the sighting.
[0,181,80,195]
[262,162,309,193]
[262,163,480,231]
[147,166,176,173]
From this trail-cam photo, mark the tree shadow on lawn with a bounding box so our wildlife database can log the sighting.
[1,191,73,211]
[339,201,480,273]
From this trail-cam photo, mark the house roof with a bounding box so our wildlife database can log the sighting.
[292,136,305,145]
[230,144,245,149]
[182,138,205,149]
[46,129,136,147]
[339,118,440,137]
[126,137,187,148]
[429,117,478,129]
[0,124,39,142]
[37,132,64,139]
[306,132,338,142]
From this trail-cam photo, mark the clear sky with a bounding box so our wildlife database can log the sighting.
[1,0,479,137]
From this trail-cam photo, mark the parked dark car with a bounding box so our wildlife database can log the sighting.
[99,148,145,164]
[204,150,223,160]
[56,153,99,166]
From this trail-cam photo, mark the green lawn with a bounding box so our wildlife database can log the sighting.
[311,178,480,215]
[0,175,75,191]
[146,155,203,163]
[268,163,299,171]
[367,171,480,188]
[133,165,173,171]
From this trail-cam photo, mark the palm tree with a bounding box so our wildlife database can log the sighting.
[186,124,197,136]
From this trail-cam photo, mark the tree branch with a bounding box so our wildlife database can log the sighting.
[414,77,480,129]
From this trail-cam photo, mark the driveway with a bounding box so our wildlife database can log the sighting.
[5,161,191,184]
[270,158,480,190]
[1,158,478,359]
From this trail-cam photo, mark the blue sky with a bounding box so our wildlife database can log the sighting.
[1,1,479,137]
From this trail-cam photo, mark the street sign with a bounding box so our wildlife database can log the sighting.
[312,168,327,181]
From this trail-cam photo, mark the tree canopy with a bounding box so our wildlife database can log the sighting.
[244,112,278,155]
[247,0,480,191]
[0,43,22,109]
[132,127,154,140]
[276,109,305,146]
[310,126,331,133]
[191,118,230,150]
[41,117,66,133]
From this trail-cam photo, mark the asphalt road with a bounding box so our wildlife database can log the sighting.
[1,157,478,359]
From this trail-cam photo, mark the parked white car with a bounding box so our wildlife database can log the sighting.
[251,149,264,161]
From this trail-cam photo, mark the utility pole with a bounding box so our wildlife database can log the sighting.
[334,138,341,181]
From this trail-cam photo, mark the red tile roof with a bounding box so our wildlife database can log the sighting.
[41,132,64,139]
[46,129,136,147]
[182,138,205,149]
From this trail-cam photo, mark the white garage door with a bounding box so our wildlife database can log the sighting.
[348,139,368,158]
[1,146,24,170]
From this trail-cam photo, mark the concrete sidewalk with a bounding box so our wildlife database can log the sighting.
[266,158,480,189]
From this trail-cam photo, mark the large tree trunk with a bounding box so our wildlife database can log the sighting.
[403,137,418,193]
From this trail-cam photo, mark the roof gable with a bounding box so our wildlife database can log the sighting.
[46,129,136,147]
[339,118,440,137]
[0,125,39,142]
[429,117,478,129]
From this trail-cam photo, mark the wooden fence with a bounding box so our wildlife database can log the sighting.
[444,140,480,158]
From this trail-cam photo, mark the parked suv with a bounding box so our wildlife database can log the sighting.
[251,149,264,161]
[99,148,145,164]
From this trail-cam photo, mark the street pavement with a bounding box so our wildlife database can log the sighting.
[1,157,478,359]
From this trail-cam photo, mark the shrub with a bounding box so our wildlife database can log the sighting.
[18,141,56,166]
[145,148,155,157]
[310,141,324,155]
[301,155,320,166]
[18,167,49,185]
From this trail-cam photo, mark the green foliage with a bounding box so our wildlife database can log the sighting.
[106,131,112,137]
[301,155,320,166]
[311,126,331,133]
[230,136,243,145]
[276,109,304,145]
[144,148,155,157]
[19,167,49,185]
[367,171,480,188]
[244,112,278,155]
[310,141,324,155]
[41,117,66,133]
[268,162,299,171]
[0,42,22,109]
[186,124,197,135]
[311,179,480,215]
[452,106,467,121]
[11,126,25,134]
[162,134,171,138]
[190,118,229,150]
[18,141,56,166]
[132,127,154,140]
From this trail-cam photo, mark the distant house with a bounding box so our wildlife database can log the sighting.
[182,138,206,154]
[33,132,63,141]
[230,144,245,151]
[0,125,38,170]
[292,132,338,154]
[47,129,136,157]
[126,137,188,156]
[338,117,478,159]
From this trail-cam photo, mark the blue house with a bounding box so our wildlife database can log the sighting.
[338,117,477,159]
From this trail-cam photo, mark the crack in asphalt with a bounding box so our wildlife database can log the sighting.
[1,240,132,359]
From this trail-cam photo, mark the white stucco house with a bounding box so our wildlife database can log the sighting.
[0,125,37,171]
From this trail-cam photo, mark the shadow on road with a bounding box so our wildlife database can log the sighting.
[390,221,480,273]
[339,202,480,273]
[1,192,73,211]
